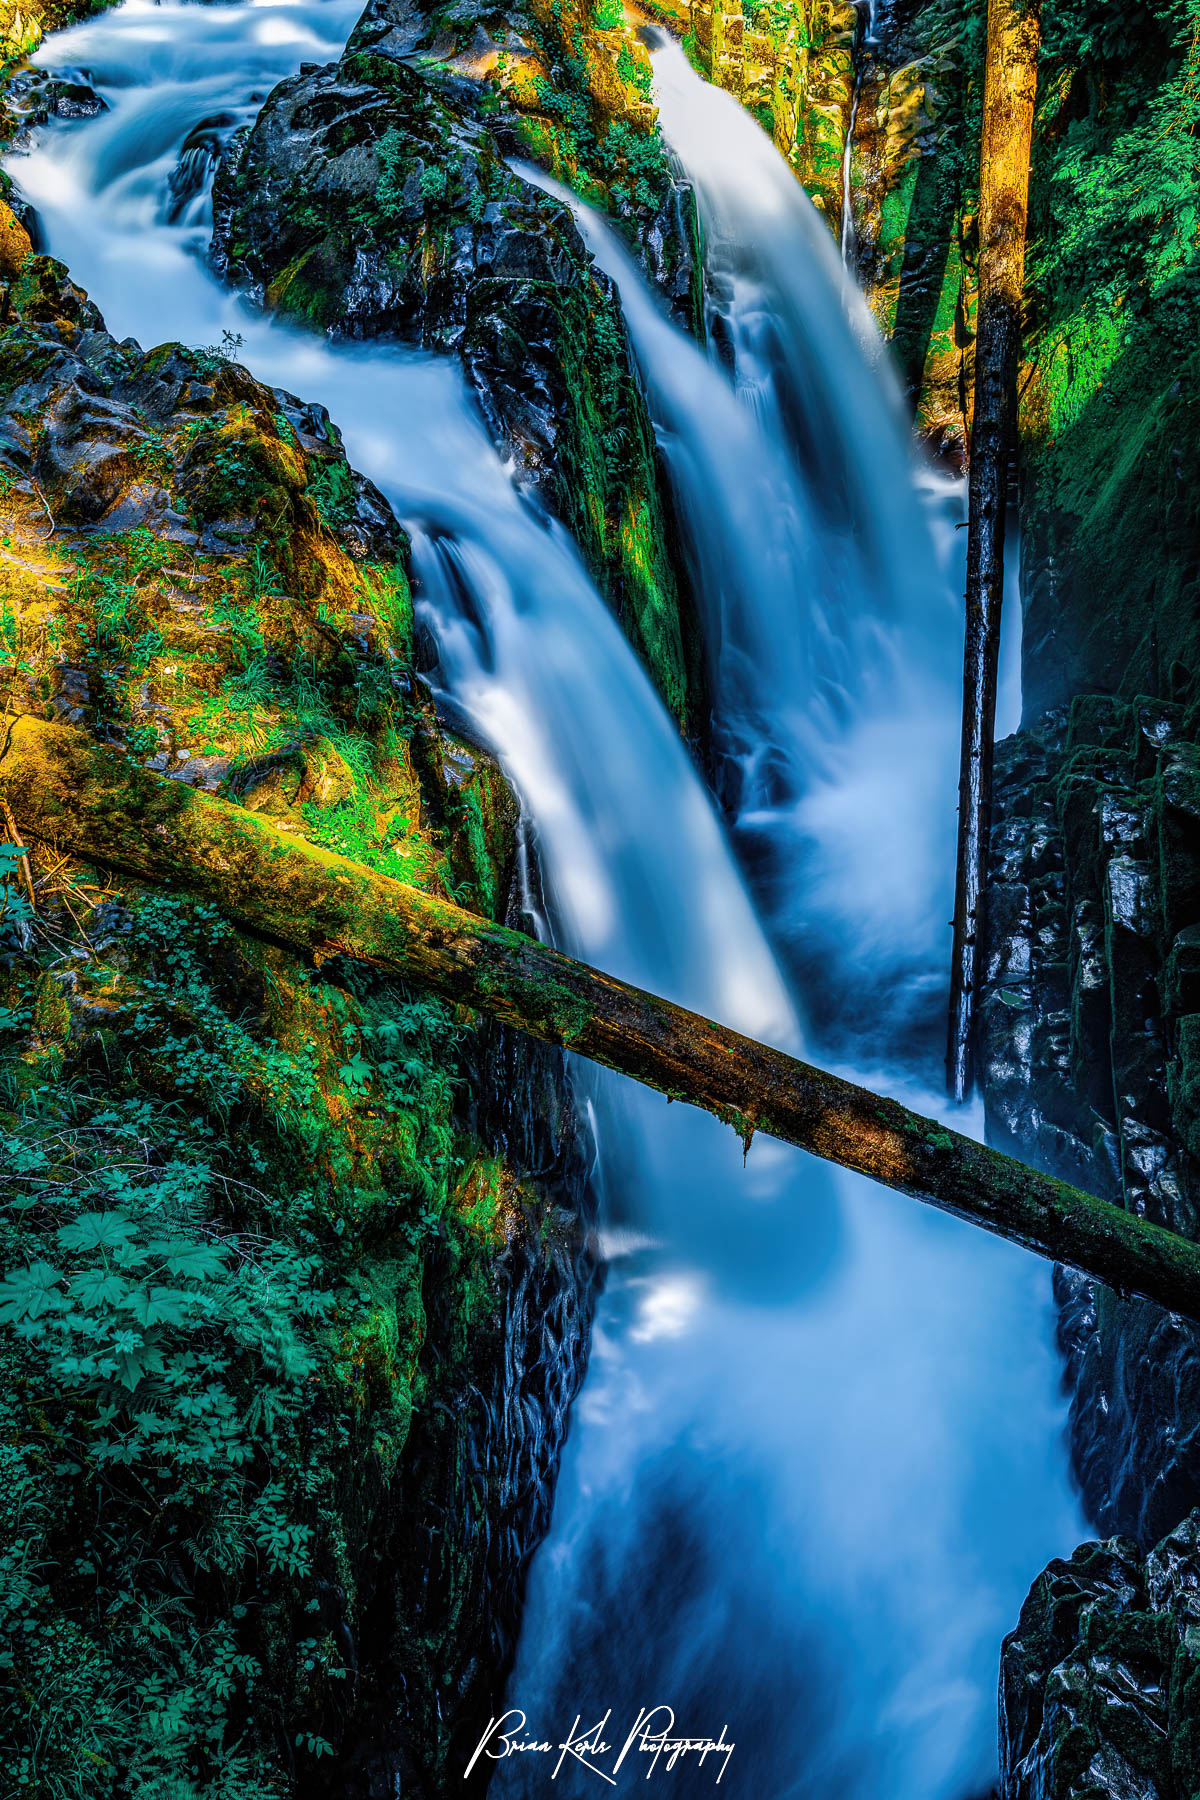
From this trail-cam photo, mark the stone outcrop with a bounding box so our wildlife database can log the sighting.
[210,11,703,728]
[982,701,1200,1551]
[1001,1513,1200,1798]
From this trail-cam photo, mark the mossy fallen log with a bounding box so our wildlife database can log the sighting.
[7,714,1200,1320]
[947,0,1041,1102]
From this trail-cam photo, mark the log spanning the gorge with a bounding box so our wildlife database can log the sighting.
[7,714,1200,1321]
[947,0,1041,1103]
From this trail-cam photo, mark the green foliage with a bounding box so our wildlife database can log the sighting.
[616,39,652,101]
[592,0,624,27]
[1030,1,1200,319]
[0,840,32,937]
[375,125,409,222]
[417,163,447,205]
[191,330,246,378]
[305,457,356,532]
[208,445,264,513]
[0,875,485,1796]
[600,119,669,210]
[299,792,433,887]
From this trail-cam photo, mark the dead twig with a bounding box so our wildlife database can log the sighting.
[30,481,55,542]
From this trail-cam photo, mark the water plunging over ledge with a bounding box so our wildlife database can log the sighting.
[7,5,1077,1793]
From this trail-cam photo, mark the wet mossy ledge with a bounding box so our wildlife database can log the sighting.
[0,203,596,1797]
[208,0,706,732]
[1001,1510,1200,1794]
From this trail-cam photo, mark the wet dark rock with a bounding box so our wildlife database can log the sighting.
[983,691,1200,1795]
[213,53,594,464]
[981,701,1200,1549]
[3,66,107,146]
[167,111,237,221]
[1000,1514,1200,1798]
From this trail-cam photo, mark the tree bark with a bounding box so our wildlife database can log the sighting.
[947,0,1041,1102]
[6,716,1200,1319]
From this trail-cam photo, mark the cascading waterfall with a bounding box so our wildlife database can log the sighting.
[8,5,1077,1796]
[517,104,1001,1054]
[648,38,971,1049]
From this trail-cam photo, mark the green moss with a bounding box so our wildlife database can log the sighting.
[1017,0,1200,709]
[1020,281,1200,710]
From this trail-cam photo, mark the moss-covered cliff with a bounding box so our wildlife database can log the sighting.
[1016,0,1200,712]
[0,203,595,1798]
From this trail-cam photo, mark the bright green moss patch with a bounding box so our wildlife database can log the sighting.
[1019,0,1200,707]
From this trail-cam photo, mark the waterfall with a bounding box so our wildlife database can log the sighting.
[6,5,1077,1796]
[516,103,966,1054]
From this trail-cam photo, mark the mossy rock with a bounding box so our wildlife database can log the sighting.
[209,37,702,727]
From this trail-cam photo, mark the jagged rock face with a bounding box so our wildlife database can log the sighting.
[211,51,603,466]
[981,701,1200,1548]
[210,37,701,726]
[3,66,107,149]
[0,215,597,1795]
[984,4,1200,1774]
[1000,1514,1200,1798]
[983,698,1200,1794]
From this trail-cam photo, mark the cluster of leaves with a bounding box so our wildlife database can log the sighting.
[601,119,667,211]
[298,792,436,889]
[66,528,172,728]
[374,125,410,224]
[0,870,478,1796]
[304,457,356,533]
[1031,0,1200,317]
[525,17,669,216]
[0,1088,330,1793]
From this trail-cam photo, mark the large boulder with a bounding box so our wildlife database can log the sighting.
[1000,1515,1200,1798]
[211,37,702,726]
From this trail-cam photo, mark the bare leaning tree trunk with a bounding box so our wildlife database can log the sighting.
[947,0,1041,1102]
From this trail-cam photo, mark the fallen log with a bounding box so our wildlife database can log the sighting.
[947,0,1041,1102]
[6,715,1200,1320]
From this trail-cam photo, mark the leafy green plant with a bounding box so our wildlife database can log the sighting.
[376,126,409,222]
[0,840,33,937]
[305,458,356,531]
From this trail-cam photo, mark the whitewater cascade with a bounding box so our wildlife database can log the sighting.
[9,5,1076,1795]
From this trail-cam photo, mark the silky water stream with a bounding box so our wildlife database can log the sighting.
[7,6,1079,1793]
